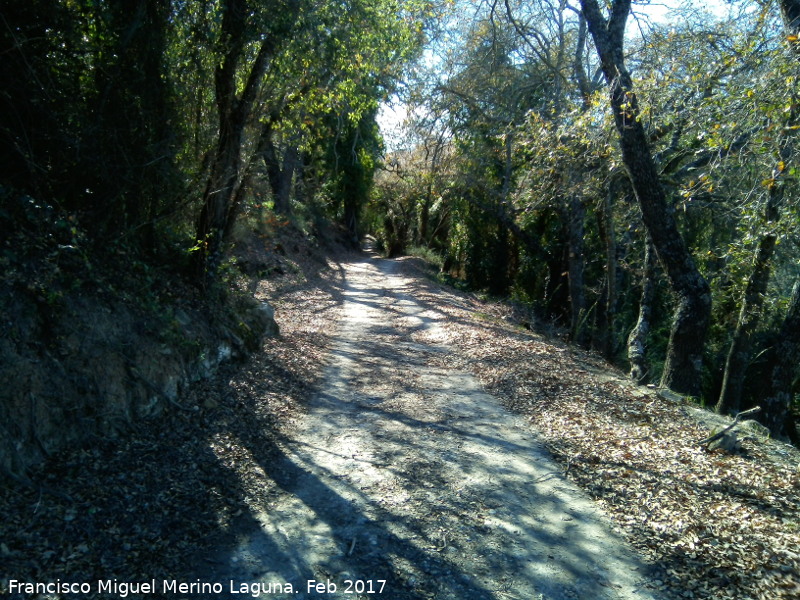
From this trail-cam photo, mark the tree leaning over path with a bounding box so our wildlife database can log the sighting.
[578,0,712,397]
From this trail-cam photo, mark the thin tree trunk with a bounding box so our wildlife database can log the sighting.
[419,130,448,246]
[259,123,281,208]
[567,193,587,345]
[194,10,276,284]
[761,281,800,437]
[595,182,619,357]
[196,117,247,280]
[580,0,712,397]
[717,0,799,412]
[419,181,433,246]
[271,148,298,216]
[627,237,657,383]
[716,231,778,413]
[573,13,596,110]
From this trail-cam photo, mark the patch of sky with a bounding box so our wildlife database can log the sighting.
[377,0,737,151]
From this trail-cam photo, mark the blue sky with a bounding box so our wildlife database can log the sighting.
[377,0,733,150]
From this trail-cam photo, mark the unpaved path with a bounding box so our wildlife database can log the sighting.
[213,252,660,600]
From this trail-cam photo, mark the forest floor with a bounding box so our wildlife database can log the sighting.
[1,232,799,600]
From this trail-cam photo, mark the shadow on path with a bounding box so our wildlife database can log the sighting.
[205,249,659,600]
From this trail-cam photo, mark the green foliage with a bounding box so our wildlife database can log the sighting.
[407,245,444,270]
[372,0,800,413]
[1,0,429,277]
[4,0,799,419]
[1,0,184,245]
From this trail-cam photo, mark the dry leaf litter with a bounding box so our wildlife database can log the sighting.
[397,257,800,600]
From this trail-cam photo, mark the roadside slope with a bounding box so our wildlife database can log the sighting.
[398,257,800,600]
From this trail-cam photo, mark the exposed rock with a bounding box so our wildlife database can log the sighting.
[708,430,741,453]
[0,278,278,479]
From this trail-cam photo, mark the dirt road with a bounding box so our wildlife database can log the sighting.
[212,252,660,600]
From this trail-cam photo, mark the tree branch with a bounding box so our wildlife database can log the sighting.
[696,406,761,447]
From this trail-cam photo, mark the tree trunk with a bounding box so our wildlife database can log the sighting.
[194,0,283,285]
[196,113,248,282]
[419,181,433,246]
[567,194,587,345]
[579,0,712,397]
[91,0,173,240]
[716,231,778,414]
[596,184,618,357]
[260,127,298,216]
[717,0,799,412]
[761,281,800,437]
[627,237,657,384]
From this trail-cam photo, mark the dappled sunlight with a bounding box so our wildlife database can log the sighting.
[211,250,659,600]
[395,257,800,599]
